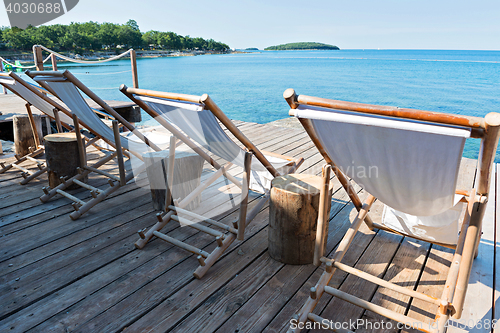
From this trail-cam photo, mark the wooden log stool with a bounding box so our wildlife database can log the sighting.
[45,133,86,190]
[143,149,205,211]
[269,173,333,264]
[13,114,43,157]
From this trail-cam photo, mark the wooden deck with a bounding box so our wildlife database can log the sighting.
[0,120,498,333]
[0,94,135,123]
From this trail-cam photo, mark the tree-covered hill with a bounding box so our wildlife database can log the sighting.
[0,20,230,53]
[265,42,339,50]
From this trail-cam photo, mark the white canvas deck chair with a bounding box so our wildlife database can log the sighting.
[26,70,164,220]
[284,89,500,333]
[0,72,74,184]
[121,85,304,278]
[0,72,122,184]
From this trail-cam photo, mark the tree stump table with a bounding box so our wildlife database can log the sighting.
[269,173,333,264]
[45,133,86,190]
[143,149,205,211]
[13,114,43,157]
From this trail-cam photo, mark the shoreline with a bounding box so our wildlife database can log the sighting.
[1,49,247,65]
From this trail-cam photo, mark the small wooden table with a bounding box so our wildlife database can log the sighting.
[13,114,43,157]
[268,173,333,265]
[143,149,205,211]
[45,133,86,189]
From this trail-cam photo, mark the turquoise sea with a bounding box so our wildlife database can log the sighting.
[24,49,500,162]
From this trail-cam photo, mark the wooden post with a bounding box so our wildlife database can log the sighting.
[130,50,139,88]
[269,173,333,264]
[45,133,86,189]
[33,45,44,71]
[13,114,42,157]
[50,54,57,71]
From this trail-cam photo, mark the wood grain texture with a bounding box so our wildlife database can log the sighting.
[13,114,42,156]
[269,173,333,264]
[0,120,496,333]
[44,133,86,189]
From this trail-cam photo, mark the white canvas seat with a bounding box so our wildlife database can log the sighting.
[284,89,500,333]
[137,95,292,193]
[121,86,304,278]
[27,70,164,220]
[294,104,470,245]
[0,72,77,184]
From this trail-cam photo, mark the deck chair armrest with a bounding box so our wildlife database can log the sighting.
[260,150,295,162]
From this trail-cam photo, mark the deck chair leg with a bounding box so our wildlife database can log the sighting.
[289,195,375,333]
[452,200,487,319]
[136,162,235,250]
[193,233,237,279]
[237,152,252,241]
[434,190,475,331]
[0,163,14,173]
[135,210,175,249]
[53,108,63,133]
[40,152,117,202]
[193,187,269,279]
[20,166,48,184]
[164,135,176,209]
[314,164,331,266]
[72,114,87,168]
[0,148,44,174]
[69,171,134,220]
[25,103,41,149]
[112,120,127,186]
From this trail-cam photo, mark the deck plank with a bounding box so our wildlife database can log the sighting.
[0,121,496,333]
[354,157,479,333]
[26,125,318,332]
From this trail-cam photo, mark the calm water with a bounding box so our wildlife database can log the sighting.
[22,49,500,161]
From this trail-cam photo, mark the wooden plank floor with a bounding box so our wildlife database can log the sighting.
[0,120,498,333]
[0,93,134,123]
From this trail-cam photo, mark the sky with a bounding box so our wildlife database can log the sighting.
[0,0,499,50]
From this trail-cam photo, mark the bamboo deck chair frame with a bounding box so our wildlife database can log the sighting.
[0,72,71,184]
[284,89,500,333]
[120,85,304,278]
[26,70,162,220]
[0,72,122,184]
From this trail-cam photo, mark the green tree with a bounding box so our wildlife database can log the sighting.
[0,20,231,53]
[96,23,120,49]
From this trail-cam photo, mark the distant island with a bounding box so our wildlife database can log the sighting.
[245,48,259,50]
[264,42,339,50]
